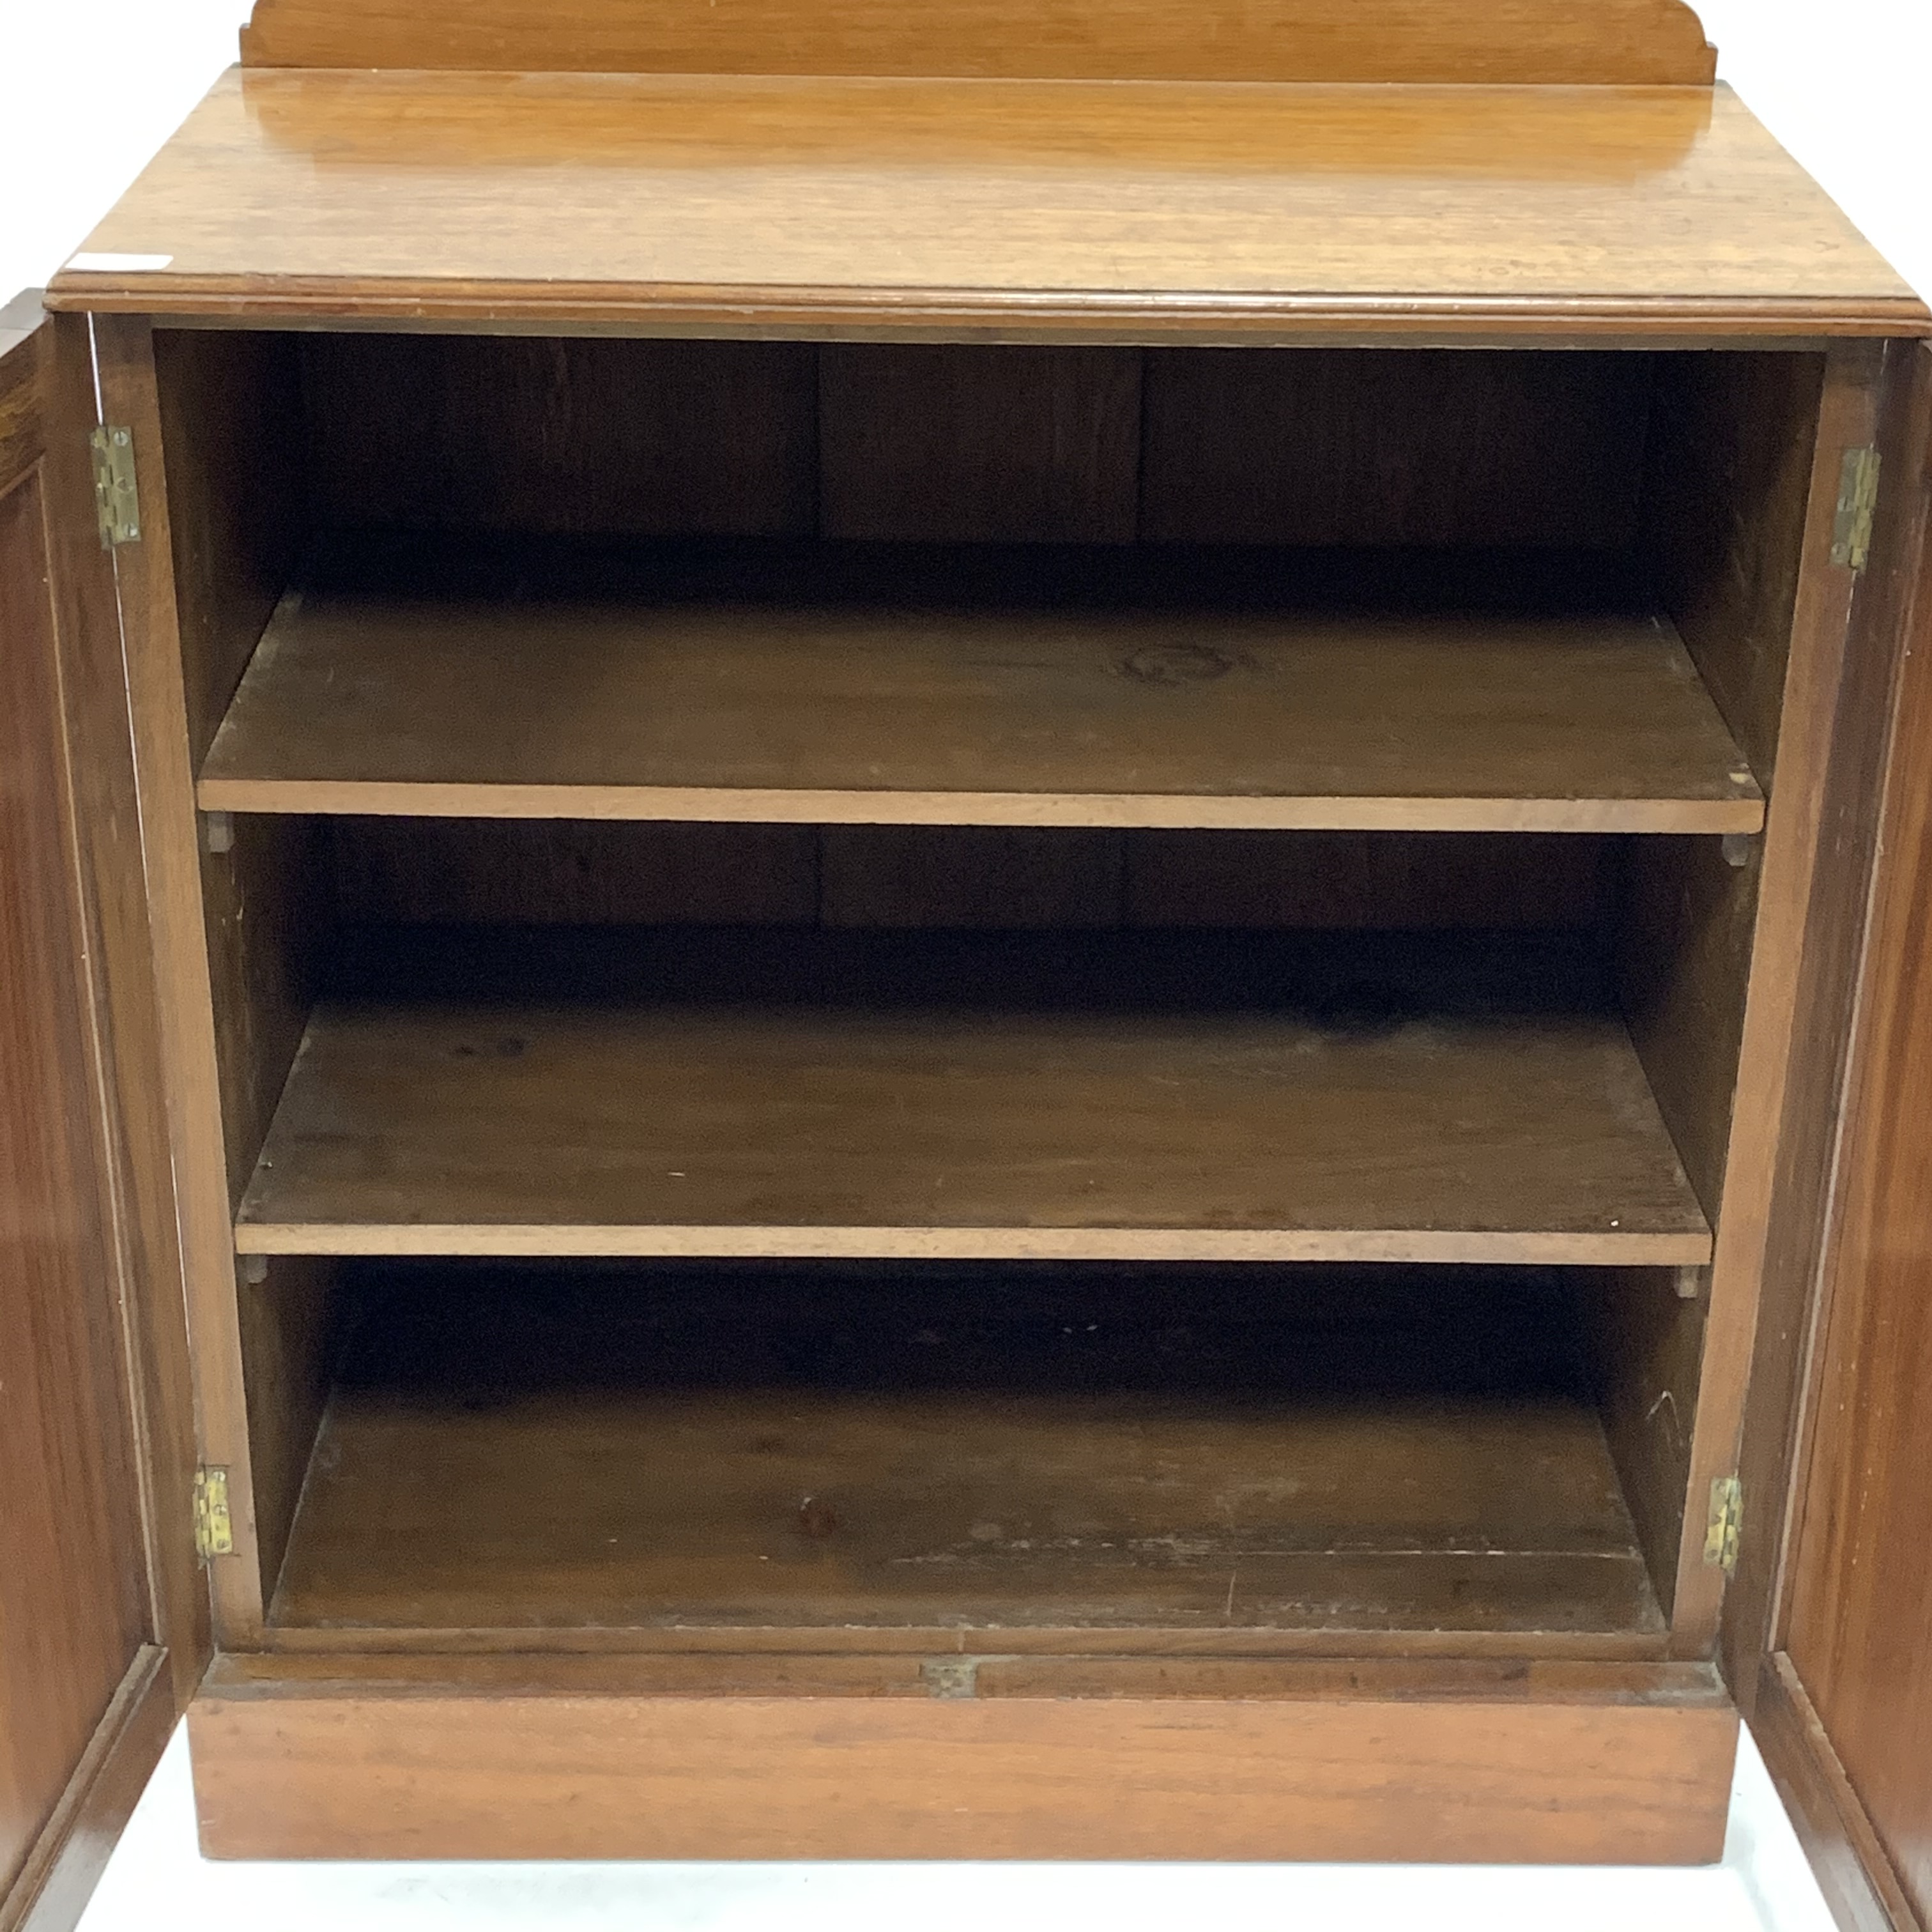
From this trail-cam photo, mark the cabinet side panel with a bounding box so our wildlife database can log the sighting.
[1617,834,1759,1222]
[238,1258,344,1615]
[152,332,305,769]
[1643,353,1826,785]
[1585,1266,1708,1624]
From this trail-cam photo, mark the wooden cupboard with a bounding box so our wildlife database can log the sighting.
[3,0,1930,1919]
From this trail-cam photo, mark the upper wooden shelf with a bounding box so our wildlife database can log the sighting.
[197,542,1763,834]
[47,70,1925,339]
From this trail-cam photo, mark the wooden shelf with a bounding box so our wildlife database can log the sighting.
[235,930,1711,1265]
[199,541,1763,834]
[268,1265,1664,1641]
[47,70,1925,337]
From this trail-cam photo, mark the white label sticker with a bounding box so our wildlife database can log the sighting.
[65,251,174,272]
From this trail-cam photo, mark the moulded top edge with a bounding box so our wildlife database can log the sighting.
[42,71,1929,334]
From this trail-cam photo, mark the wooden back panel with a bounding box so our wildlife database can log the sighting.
[239,0,1718,84]
[300,336,1657,551]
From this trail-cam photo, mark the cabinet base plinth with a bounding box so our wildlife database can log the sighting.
[188,1655,1738,1865]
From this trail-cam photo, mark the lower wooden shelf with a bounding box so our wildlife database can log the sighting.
[265,1264,1662,1643]
[234,928,1710,1265]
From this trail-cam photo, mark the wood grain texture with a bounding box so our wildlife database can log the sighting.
[1723,339,1932,1730]
[233,930,1710,1265]
[195,542,1763,834]
[1645,353,1827,785]
[323,822,1617,935]
[151,330,303,769]
[238,1258,343,1612]
[1,1652,171,1932]
[187,1652,1736,1864]
[198,817,326,1210]
[266,1264,1660,1638]
[21,312,210,1717]
[1617,834,1759,1221]
[253,1623,1675,1662]
[46,74,1925,338]
[819,347,1139,542]
[1752,1655,1922,1932]
[818,827,1127,929]
[0,298,44,481]
[1586,1266,1706,1621]
[1141,349,1653,549]
[0,342,150,1914]
[1124,831,1619,931]
[0,314,202,1931]
[1779,343,1932,1928]
[1,309,200,1926]
[329,820,821,928]
[94,315,266,1643]
[295,340,1656,551]
[1664,343,1888,1654]
[237,0,1720,85]
[301,334,818,539]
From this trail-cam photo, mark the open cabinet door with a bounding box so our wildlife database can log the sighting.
[1737,338,1932,1932]
[0,295,206,1932]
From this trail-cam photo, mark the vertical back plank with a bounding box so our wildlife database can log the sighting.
[1141,349,1655,549]
[302,335,819,537]
[1126,832,1618,930]
[820,346,1140,544]
[820,827,1125,927]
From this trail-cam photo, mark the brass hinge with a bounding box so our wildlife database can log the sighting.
[194,1466,234,1560]
[1703,1474,1742,1573]
[1831,446,1882,573]
[89,424,141,548]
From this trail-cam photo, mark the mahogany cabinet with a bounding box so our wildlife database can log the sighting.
[3,1,1931,1922]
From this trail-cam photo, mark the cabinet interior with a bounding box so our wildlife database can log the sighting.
[150,330,1823,1657]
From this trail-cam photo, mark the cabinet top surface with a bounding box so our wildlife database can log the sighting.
[45,68,1927,339]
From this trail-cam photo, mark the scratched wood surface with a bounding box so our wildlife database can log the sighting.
[197,539,1762,834]
[232,928,1712,1266]
[46,75,1925,336]
[266,1264,1662,1637]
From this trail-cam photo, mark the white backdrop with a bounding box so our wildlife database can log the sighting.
[0,0,1927,303]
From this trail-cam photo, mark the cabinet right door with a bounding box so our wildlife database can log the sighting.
[1755,339,1932,1932]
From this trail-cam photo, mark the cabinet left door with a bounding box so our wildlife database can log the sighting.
[0,295,206,1932]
